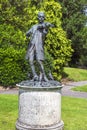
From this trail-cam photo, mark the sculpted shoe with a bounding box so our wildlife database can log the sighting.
[39,73,43,82]
[48,72,54,80]
[33,75,39,81]
[39,73,49,82]
[43,75,49,82]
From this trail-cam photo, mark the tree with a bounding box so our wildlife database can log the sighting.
[57,0,87,66]
[0,0,29,86]
[79,26,87,67]
[0,0,72,86]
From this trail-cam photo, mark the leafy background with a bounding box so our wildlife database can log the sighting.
[0,0,72,86]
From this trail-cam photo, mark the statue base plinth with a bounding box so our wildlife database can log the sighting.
[16,80,64,130]
[16,120,64,130]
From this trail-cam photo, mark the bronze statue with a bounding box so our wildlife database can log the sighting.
[26,12,54,81]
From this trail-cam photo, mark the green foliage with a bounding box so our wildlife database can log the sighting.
[0,24,26,49]
[0,47,29,86]
[79,26,87,67]
[57,0,87,66]
[0,0,72,86]
[0,0,29,86]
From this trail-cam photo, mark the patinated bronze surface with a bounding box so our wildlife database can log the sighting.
[26,12,54,82]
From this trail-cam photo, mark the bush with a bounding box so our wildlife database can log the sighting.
[0,47,29,86]
[0,0,72,86]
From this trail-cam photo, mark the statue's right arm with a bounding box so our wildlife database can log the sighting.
[26,28,32,37]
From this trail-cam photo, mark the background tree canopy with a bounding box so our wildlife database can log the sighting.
[57,0,87,67]
[0,0,72,86]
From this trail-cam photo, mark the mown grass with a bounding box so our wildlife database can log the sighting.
[0,95,87,130]
[63,67,87,81]
[72,85,87,92]
[0,95,18,130]
[62,96,87,130]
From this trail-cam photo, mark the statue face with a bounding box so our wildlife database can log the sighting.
[38,12,45,23]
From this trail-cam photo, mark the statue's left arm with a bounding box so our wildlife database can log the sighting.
[37,22,54,34]
[45,22,54,28]
[43,22,54,34]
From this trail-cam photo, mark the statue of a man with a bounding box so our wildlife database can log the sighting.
[26,12,54,81]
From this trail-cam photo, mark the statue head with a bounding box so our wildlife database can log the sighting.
[38,12,45,23]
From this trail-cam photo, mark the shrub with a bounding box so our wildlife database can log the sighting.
[0,0,72,86]
[0,47,29,86]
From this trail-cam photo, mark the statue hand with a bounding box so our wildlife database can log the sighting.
[45,22,55,28]
[38,23,45,29]
[51,24,55,28]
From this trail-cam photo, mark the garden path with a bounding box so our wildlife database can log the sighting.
[62,81,87,98]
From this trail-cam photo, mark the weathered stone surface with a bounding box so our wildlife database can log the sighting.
[16,84,64,130]
[19,92,61,126]
[16,120,64,130]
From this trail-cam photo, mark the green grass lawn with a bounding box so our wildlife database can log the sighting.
[63,67,87,81]
[0,95,18,130]
[62,96,87,130]
[72,85,87,92]
[0,95,87,130]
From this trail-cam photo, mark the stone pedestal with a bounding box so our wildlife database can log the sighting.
[16,81,64,130]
